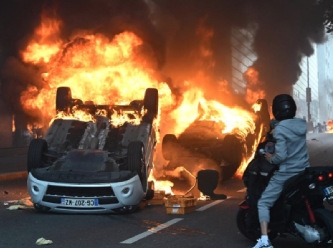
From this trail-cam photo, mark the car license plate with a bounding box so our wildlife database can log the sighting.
[61,198,98,207]
[323,185,333,196]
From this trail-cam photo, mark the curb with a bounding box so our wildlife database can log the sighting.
[0,171,28,181]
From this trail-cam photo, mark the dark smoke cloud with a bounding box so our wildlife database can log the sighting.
[152,0,326,103]
[0,0,45,61]
[244,0,327,102]
[0,0,328,119]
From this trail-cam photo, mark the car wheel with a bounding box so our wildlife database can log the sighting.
[127,141,147,191]
[56,86,72,114]
[27,139,48,172]
[162,134,178,161]
[143,88,158,118]
[145,181,155,200]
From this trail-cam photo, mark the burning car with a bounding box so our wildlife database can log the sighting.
[27,86,158,214]
[161,99,270,182]
[162,122,246,182]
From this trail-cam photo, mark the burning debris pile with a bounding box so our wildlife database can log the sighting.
[0,0,329,189]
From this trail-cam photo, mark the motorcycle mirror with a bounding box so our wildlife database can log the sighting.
[197,170,226,200]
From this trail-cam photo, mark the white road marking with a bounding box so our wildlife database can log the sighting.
[120,198,229,244]
[120,218,184,244]
[237,188,246,193]
[195,199,225,211]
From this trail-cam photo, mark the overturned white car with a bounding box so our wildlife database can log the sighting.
[27,87,158,214]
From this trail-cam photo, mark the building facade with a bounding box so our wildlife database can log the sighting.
[230,27,257,95]
[293,51,319,124]
[317,34,333,123]
[293,33,333,131]
[231,26,333,132]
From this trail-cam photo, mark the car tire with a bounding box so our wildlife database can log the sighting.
[197,170,219,196]
[27,139,48,172]
[143,88,158,118]
[145,181,155,200]
[127,141,147,191]
[162,134,178,161]
[56,86,72,114]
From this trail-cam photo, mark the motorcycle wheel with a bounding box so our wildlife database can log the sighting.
[313,208,333,247]
[236,207,277,242]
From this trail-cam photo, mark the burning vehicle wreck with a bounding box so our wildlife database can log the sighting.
[162,122,245,182]
[160,98,270,184]
[1,0,279,203]
[27,87,158,214]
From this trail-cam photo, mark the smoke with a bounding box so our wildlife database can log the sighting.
[0,0,328,120]
[145,0,327,103]
[244,0,327,102]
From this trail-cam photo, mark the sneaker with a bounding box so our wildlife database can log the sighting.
[252,238,273,248]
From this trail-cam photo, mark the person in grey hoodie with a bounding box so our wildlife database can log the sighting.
[252,94,310,248]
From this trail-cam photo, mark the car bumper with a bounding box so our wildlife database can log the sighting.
[27,172,144,213]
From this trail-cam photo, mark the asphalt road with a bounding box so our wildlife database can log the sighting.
[0,176,321,248]
[0,132,333,248]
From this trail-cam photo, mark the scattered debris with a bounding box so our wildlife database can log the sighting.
[7,205,29,210]
[36,237,53,245]
[165,195,197,214]
[5,197,33,210]
[197,194,211,201]
[147,190,167,205]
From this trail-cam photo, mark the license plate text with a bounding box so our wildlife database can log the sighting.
[61,198,98,207]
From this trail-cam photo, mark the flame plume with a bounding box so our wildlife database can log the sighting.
[19,13,265,192]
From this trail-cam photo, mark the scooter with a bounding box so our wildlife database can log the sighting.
[237,160,333,247]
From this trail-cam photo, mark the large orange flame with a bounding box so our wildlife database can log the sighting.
[244,67,266,104]
[20,14,172,124]
[19,13,266,192]
[169,87,256,138]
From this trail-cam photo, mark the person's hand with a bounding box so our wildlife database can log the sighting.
[265,152,273,163]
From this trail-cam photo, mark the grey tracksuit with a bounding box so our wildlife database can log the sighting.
[258,118,310,222]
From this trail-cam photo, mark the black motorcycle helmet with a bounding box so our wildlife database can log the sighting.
[272,94,296,121]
